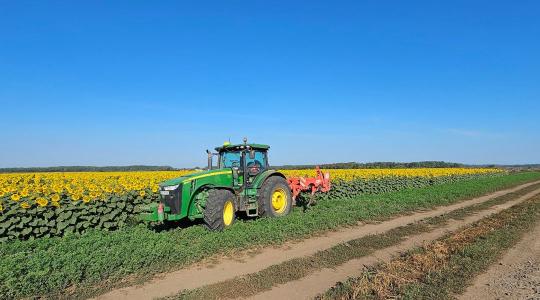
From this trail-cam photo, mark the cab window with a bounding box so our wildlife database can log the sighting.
[220,152,241,168]
[245,151,267,170]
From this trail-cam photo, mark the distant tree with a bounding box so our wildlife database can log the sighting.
[273,161,467,169]
[0,165,179,173]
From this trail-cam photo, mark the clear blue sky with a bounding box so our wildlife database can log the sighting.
[1,1,539,168]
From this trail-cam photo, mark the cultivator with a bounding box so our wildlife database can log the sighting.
[287,166,331,204]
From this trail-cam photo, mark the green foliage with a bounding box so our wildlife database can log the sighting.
[1,173,499,241]
[307,173,501,203]
[0,190,158,242]
[0,172,539,298]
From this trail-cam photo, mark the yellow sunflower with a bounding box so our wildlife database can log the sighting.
[20,189,29,197]
[51,194,60,202]
[11,194,21,202]
[36,197,48,207]
[139,190,146,197]
[20,202,31,209]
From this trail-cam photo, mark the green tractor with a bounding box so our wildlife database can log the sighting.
[141,139,293,230]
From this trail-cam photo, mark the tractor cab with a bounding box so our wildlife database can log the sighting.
[212,141,270,186]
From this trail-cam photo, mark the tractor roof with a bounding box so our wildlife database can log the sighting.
[215,143,270,152]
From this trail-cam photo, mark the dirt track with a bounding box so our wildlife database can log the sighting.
[94,181,540,300]
[250,187,540,299]
[460,220,540,300]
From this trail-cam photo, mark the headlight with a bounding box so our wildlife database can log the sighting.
[163,184,179,191]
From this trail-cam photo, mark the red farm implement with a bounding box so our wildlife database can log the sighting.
[287,166,331,204]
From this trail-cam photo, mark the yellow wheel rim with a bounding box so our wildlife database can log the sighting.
[271,188,288,214]
[223,200,234,226]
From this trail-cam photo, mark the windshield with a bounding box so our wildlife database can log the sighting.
[220,151,241,168]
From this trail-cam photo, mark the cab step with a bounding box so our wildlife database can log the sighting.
[246,207,258,217]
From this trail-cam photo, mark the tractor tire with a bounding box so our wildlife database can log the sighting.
[203,189,236,231]
[259,176,293,217]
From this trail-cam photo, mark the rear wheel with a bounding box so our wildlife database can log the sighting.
[259,176,293,217]
[204,189,236,231]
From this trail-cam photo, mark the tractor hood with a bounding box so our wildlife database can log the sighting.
[159,169,232,187]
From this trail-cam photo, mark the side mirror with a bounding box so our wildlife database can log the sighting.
[249,149,255,159]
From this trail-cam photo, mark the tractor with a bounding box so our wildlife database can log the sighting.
[141,139,330,230]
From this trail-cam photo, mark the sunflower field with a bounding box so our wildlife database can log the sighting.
[0,168,502,241]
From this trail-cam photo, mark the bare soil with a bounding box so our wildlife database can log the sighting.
[460,220,540,300]
[94,181,540,300]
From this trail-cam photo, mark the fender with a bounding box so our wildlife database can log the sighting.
[251,169,287,190]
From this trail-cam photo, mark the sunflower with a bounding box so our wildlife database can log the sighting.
[20,189,29,197]
[20,202,31,209]
[151,185,159,193]
[139,190,146,197]
[0,202,3,211]
[51,194,60,202]
[36,197,48,207]
[51,201,60,208]
[53,185,63,193]
[82,195,92,203]
[11,194,21,202]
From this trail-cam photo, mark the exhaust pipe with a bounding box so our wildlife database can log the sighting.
[206,149,213,170]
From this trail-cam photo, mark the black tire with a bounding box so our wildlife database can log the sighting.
[258,176,293,217]
[203,189,236,231]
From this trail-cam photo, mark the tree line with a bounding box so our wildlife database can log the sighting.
[274,161,465,169]
[0,165,178,173]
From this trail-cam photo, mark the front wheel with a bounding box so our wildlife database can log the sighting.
[204,189,236,231]
[259,176,293,217]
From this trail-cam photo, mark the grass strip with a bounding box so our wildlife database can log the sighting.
[319,192,540,299]
[173,181,540,299]
[1,172,540,299]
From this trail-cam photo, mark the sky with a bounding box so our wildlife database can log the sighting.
[1,1,539,168]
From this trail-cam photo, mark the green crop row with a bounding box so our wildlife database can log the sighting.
[310,173,502,202]
[0,191,157,242]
